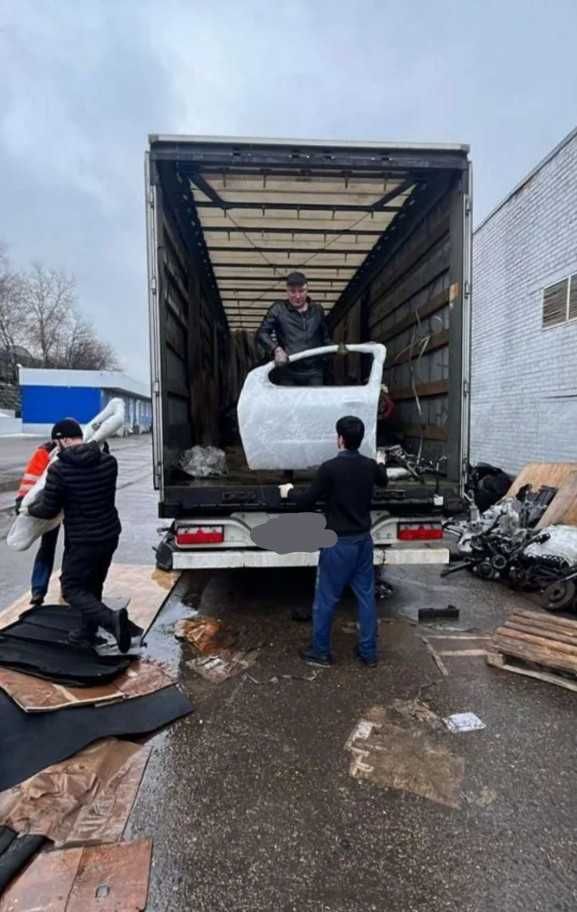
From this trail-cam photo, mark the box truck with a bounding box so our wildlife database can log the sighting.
[145,136,471,570]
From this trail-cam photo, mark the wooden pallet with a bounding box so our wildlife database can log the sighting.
[487,608,577,692]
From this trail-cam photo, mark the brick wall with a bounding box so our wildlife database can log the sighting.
[471,131,577,474]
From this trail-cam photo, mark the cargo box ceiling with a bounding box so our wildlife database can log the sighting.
[150,137,469,333]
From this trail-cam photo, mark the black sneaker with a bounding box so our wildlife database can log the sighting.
[299,648,334,668]
[355,648,378,668]
[29,594,44,607]
[111,607,132,653]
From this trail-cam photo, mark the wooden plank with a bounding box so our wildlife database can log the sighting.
[504,620,577,648]
[163,253,190,313]
[200,214,394,232]
[389,379,449,401]
[402,423,448,442]
[368,212,450,307]
[506,614,577,638]
[493,635,577,675]
[206,175,405,194]
[507,463,577,498]
[513,608,577,634]
[487,650,577,693]
[369,238,450,328]
[0,840,153,912]
[495,626,577,657]
[537,472,577,528]
[377,288,450,343]
[423,640,449,676]
[437,649,487,657]
[389,329,449,367]
[161,215,190,289]
[0,660,175,712]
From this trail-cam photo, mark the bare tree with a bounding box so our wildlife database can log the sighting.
[21,262,76,367]
[60,314,120,370]
[0,245,28,383]
[19,262,120,371]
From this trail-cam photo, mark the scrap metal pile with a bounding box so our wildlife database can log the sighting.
[443,478,577,612]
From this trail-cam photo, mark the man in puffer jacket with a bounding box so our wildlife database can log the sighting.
[16,432,60,607]
[27,418,130,652]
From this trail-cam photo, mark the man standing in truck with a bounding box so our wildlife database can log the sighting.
[256,271,331,386]
[280,415,389,667]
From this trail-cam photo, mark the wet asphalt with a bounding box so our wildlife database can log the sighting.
[2,436,577,911]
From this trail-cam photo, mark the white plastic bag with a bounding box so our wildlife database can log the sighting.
[6,398,126,552]
[179,446,227,478]
[237,343,386,470]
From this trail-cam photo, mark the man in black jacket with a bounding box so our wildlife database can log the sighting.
[281,416,388,667]
[256,271,331,386]
[27,418,130,652]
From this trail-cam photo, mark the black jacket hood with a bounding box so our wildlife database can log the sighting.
[58,442,102,468]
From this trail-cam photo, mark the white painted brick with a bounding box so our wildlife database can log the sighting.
[471,133,577,475]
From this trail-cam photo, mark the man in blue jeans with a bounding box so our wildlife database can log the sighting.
[282,415,389,667]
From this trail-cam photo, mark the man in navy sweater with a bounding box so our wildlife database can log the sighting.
[282,415,388,667]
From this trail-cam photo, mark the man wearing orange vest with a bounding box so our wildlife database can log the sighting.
[15,426,63,606]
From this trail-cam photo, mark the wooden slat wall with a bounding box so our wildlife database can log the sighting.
[158,196,232,467]
[332,191,454,458]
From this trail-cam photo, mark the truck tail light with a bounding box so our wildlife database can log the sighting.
[176,526,224,546]
[397,523,443,542]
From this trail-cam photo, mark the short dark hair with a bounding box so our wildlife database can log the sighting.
[286,271,307,288]
[336,416,365,450]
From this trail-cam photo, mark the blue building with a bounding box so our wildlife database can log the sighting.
[18,368,152,436]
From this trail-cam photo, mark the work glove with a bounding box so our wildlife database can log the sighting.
[274,347,289,365]
[279,483,294,499]
[41,441,57,453]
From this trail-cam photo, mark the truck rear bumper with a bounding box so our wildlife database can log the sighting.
[169,544,449,570]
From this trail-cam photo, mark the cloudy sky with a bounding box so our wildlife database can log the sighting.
[1,0,576,381]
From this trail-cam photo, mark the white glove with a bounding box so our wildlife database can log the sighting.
[279,483,294,499]
[376,450,387,465]
[274,347,289,365]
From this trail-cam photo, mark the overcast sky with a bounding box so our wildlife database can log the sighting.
[1,0,576,381]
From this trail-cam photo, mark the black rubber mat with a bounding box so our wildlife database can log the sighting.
[0,827,16,857]
[8,605,143,643]
[0,605,132,686]
[0,686,193,790]
[0,826,46,894]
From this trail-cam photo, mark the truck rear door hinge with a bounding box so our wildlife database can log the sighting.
[148,189,155,208]
[465,196,472,216]
[153,379,160,396]
[464,280,471,298]
[463,379,470,397]
[150,277,157,295]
